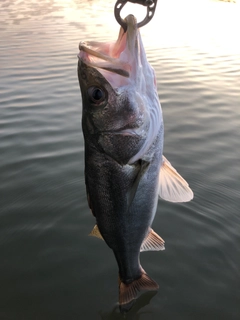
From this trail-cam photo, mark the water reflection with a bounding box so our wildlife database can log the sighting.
[0,0,57,25]
[100,291,158,319]
[1,0,240,57]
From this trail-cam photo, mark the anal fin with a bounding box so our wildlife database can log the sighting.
[140,228,165,252]
[89,224,103,240]
[119,273,159,306]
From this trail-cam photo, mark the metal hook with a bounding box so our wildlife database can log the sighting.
[114,0,158,32]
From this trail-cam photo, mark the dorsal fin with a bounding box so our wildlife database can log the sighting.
[140,228,165,252]
[89,225,103,240]
[158,156,194,203]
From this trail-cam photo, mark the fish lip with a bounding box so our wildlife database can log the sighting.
[78,42,115,64]
[123,14,138,53]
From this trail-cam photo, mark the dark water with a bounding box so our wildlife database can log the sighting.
[0,0,240,319]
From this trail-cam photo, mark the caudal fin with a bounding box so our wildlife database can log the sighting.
[119,273,159,307]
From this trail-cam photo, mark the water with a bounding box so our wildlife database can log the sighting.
[0,0,239,319]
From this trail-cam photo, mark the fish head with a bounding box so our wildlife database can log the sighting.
[78,58,140,134]
[78,15,162,163]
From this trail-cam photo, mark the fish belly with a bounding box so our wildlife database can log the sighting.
[85,128,163,281]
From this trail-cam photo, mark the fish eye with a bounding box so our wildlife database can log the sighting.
[87,86,106,104]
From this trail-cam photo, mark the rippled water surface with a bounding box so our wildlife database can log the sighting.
[0,0,240,319]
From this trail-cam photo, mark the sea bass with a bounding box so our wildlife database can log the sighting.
[77,15,193,308]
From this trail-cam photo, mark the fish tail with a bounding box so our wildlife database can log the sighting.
[119,272,159,308]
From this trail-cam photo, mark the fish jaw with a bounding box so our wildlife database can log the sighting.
[78,28,131,89]
[78,15,139,85]
[78,14,155,90]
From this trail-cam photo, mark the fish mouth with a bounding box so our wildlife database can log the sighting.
[78,15,140,86]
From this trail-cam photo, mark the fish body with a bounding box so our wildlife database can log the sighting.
[78,15,193,307]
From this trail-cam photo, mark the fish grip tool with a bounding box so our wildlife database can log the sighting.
[114,0,158,32]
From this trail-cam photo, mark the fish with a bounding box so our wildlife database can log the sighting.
[77,14,193,309]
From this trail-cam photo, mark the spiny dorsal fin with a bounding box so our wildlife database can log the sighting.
[140,228,165,252]
[119,273,159,307]
[158,156,194,203]
[89,225,103,240]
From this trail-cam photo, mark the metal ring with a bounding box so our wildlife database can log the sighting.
[114,0,158,32]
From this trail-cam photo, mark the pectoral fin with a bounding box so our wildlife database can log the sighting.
[89,225,103,240]
[158,156,194,203]
[127,159,150,208]
[140,228,165,252]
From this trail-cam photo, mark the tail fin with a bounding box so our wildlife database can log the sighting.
[119,273,159,306]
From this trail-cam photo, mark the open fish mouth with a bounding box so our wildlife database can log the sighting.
[78,15,140,84]
[78,39,130,78]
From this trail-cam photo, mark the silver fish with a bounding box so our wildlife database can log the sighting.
[77,14,193,308]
